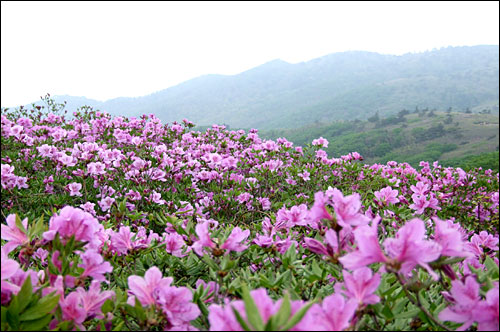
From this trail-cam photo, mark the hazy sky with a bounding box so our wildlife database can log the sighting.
[2,1,499,107]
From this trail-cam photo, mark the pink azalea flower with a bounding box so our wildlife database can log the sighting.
[308,191,333,225]
[304,229,339,258]
[164,232,187,257]
[154,285,200,329]
[410,181,429,196]
[438,276,482,331]
[474,284,499,331]
[99,196,115,212]
[310,293,358,331]
[374,186,400,205]
[1,214,28,254]
[1,247,21,304]
[59,291,87,330]
[383,218,442,280]
[330,190,370,228]
[339,218,387,270]
[68,182,82,197]
[76,280,115,319]
[127,266,173,307]
[220,227,250,252]
[110,226,134,255]
[432,218,471,258]
[79,249,113,282]
[43,206,100,245]
[192,221,216,256]
[335,268,381,305]
[409,194,430,214]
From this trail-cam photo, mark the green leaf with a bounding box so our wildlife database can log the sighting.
[19,314,53,331]
[19,293,60,321]
[134,297,146,321]
[311,260,322,277]
[6,309,20,330]
[16,275,33,313]
[484,255,499,279]
[274,292,291,328]
[112,321,125,331]
[394,308,420,319]
[15,215,28,236]
[102,299,114,314]
[280,300,316,331]
[241,283,264,331]
[231,306,252,331]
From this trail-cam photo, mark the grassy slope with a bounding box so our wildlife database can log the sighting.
[260,111,499,170]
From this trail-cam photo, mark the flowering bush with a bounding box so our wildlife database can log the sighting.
[1,100,498,331]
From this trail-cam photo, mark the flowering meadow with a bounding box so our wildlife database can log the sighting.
[1,101,499,331]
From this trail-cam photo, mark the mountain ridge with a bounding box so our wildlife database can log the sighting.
[8,45,499,130]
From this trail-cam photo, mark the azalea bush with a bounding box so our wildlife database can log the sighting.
[1,99,498,331]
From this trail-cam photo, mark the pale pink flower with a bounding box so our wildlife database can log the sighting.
[154,285,200,329]
[79,249,113,282]
[474,284,499,331]
[99,196,115,212]
[308,191,333,225]
[439,276,482,331]
[409,194,430,214]
[127,266,173,306]
[331,191,370,228]
[383,218,442,280]
[339,218,387,270]
[1,214,28,253]
[43,206,100,245]
[220,227,250,252]
[68,182,83,197]
[164,233,187,257]
[374,186,400,205]
[310,293,358,331]
[304,229,339,258]
[1,247,21,303]
[432,218,471,258]
[59,291,86,330]
[312,137,329,148]
[335,268,380,305]
[76,280,115,319]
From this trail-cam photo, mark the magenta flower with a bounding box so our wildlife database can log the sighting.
[1,247,21,303]
[311,293,358,331]
[474,284,499,331]
[220,227,250,252]
[76,280,115,319]
[79,249,113,283]
[127,267,173,306]
[192,221,216,256]
[304,229,338,259]
[163,232,187,257]
[59,291,87,330]
[409,194,430,214]
[154,285,200,329]
[374,186,400,205]
[339,218,387,270]
[99,196,115,212]
[383,218,442,280]
[110,226,134,255]
[68,182,82,197]
[432,218,471,258]
[308,191,333,225]
[438,276,482,331]
[1,214,28,254]
[330,191,370,228]
[43,206,100,245]
[335,268,381,305]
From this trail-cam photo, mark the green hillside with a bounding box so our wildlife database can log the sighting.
[261,110,500,171]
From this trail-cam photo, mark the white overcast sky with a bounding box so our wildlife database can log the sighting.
[1,1,499,107]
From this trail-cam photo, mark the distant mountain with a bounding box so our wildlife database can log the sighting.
[12,45,500,130]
